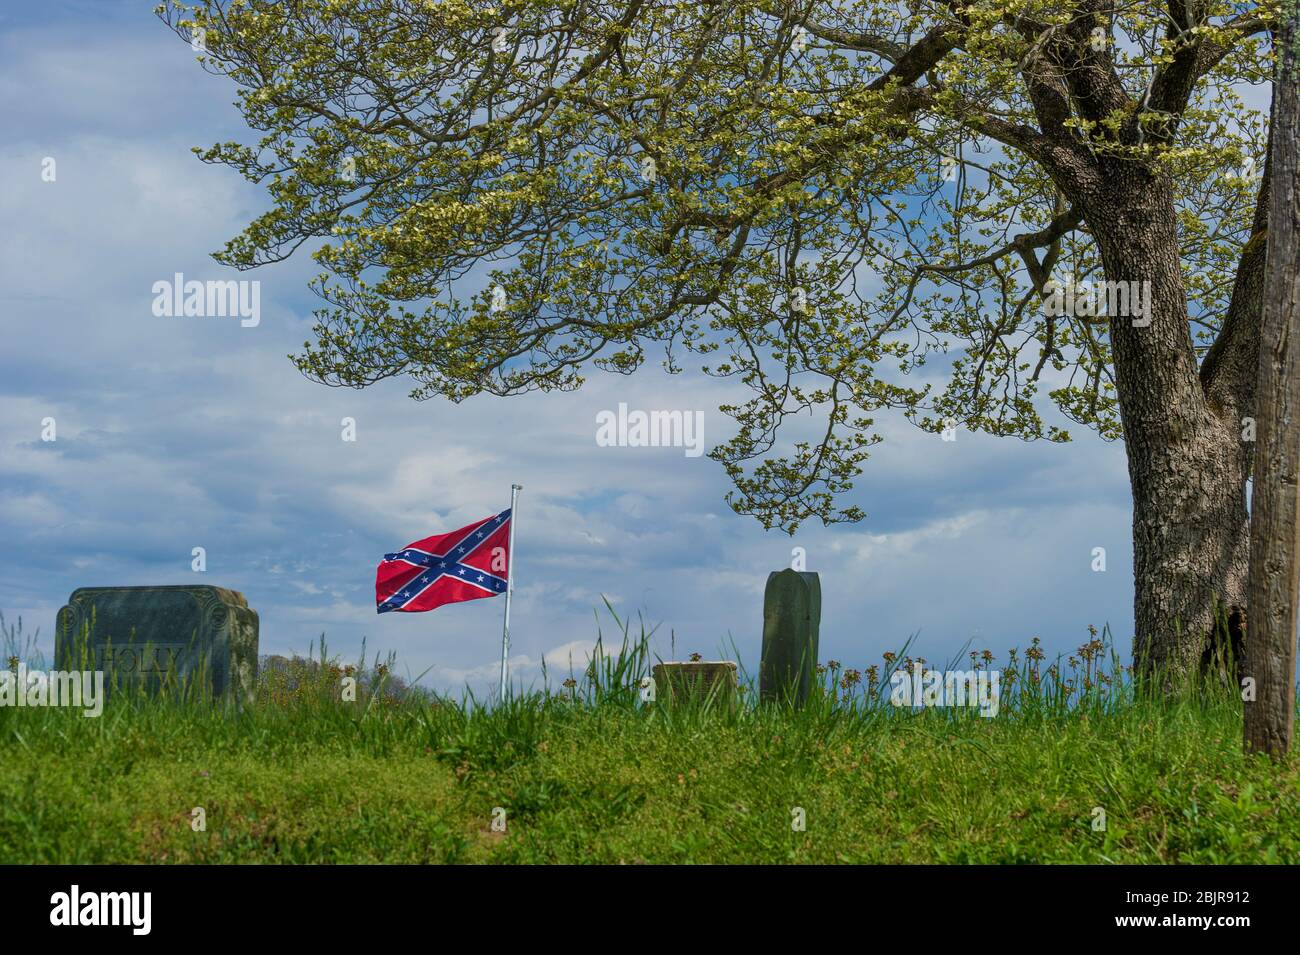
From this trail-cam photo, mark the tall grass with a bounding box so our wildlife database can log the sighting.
[2,605,1293,863]
[0,603,1254,746]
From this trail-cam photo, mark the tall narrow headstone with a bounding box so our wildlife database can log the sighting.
[759,569,821,704]
[55,585,259,702]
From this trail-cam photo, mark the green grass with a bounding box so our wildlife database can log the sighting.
[1,611,1297,863]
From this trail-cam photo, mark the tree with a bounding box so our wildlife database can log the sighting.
[1244,0,1298,756]
[160,0,1280,682]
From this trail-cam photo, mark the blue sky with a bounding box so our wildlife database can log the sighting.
[0,1,1142,695]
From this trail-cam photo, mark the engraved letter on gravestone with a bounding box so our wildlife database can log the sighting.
[55,585,259,701]
[759,569,821,705]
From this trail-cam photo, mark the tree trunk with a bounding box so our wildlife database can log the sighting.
[1127,420,1251,684]
[1084,174,1252,684]
[1244,5,1300,758]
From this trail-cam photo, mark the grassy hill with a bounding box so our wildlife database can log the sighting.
[1,614,1297,864]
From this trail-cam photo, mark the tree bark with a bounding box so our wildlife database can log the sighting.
[1244,6,1300,758]
[1084,171,1253,684]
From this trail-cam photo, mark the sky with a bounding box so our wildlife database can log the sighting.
[0,1,1153,696]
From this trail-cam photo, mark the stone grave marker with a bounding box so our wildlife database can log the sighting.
[650,661,738,704]
[55,585,259,702]
[759,569,821,704]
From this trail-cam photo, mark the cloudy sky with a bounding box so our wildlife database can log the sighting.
[0,0,1154,695]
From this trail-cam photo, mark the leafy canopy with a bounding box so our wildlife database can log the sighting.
[159,0,1274,531]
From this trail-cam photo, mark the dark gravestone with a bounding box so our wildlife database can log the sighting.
[759,570,821,704]
[55,585,259,702]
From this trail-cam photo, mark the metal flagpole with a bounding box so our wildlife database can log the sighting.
[499,483,521,699]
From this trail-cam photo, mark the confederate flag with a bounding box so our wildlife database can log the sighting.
[375,509,511,614]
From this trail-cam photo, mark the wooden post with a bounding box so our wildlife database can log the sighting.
[759,569,821,704]
[1244,1,1300,758]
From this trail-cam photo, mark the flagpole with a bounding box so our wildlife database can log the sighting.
[499,483,521,699]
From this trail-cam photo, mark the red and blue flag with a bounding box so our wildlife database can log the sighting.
[375,509,511,614]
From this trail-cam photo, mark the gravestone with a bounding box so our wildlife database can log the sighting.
[55,585,259,702]
[651,661,738,705]
[759,569,821,705]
